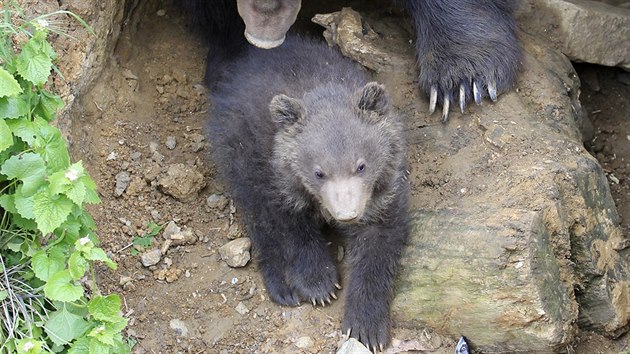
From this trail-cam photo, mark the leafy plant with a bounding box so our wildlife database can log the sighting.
[0,3,130,353]
[130,222,162,256]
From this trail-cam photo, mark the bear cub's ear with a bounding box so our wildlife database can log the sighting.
[357,82,389,117]
[269,94,305,127]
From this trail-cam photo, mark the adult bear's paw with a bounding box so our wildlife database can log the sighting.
[408,0,522,121]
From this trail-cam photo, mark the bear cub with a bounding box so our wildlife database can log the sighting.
[207,36,410,351]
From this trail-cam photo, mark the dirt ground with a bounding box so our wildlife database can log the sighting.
[61,0,630,353]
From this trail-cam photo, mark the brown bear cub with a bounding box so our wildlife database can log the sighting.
[206,35,410,351]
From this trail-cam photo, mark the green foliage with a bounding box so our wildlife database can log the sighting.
[1,4,129,354]
[130,222,162,256]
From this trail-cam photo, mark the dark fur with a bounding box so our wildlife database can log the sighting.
[206,36,410,349]
[405,0,521,106]
[181,0,522,112]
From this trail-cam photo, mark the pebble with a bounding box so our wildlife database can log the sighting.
[157,163,206,200]
[114,171,131,197]
[165,136,177,150]
[207,194,229,210]
[235,301,249,315]
[163,221,181,240]
[169,319,188,337]
[156,9,166,17]
[336,338,371,354]
[295,336,314,349]
[219,238,251,267]
[140,249,162,267]
[227,223,242,240]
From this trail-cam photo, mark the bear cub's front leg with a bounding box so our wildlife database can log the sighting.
[255,211,340,306]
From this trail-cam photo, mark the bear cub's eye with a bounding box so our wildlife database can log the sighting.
[356,161,366,173]
[315,169,325,179]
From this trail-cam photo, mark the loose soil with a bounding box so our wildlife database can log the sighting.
[59,0,630,353]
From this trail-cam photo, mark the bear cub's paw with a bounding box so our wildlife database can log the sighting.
[260,268,301,306]
[287,249,340,306]
[342,308,390,352]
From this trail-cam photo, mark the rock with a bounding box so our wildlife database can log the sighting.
[125,176,146,197]
[207,193,229,210]
[140,249,161,267]
[516,0,630,69]
[157,163,206,200]
[168,229,197,246]
[386,33,630,350]
[219,238,251,268]
[169,319,188,337]
[227,223,242,240]
[162,221,181,240]
[312,8,404,72]
[235,301,249,315]
[154,268,182,283]
[119,276,133,286]
[336,338,370,354]
[165,136,176,150]
[114,171,130,197]
[295,336,314,350]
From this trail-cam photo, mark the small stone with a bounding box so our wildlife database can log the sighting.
[172,69,187,84]
[163,221,181,240]
[119,276,133,286]
[169,319,188,337]
[165,136,177,150]
[107,151,117,161]
[140,249,161,267]
[235,301,249,315]
[155,268,182,283]
[207,194,229,210]
[295,336,314,349]
[219,238,251,267]
[169,229,198,246]
[156,9,166,16]
[149,141,159,153]
[227,223,242,240]
[150,209,161,221]
[114,171,131,197]
[336,338,371,354]
[130,151,142,161]
[157,163,206,200]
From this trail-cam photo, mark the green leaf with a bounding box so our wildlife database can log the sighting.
[0,96,29,119]
[32,247,66,282]
[0,290,7,301]
[66,179,86,206]
[88,318,128,347]
[89,295,122,323]
[88,337,111,354]
[68,252,87,280]
[32,190,73,235]
[44,306,91,346]
[0,119,12,154]
[35,123,70,172]
[0,67,22,97]
[15,338,42,354]
[85,247,116,270]
[44,270,83,302]
[67,337,89,354]
[14,186,34,220]
[0,192,15,214]
[6,118,39,145]
[0,152,46,196]
[33,91,64,121]
[15,33,53,86]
